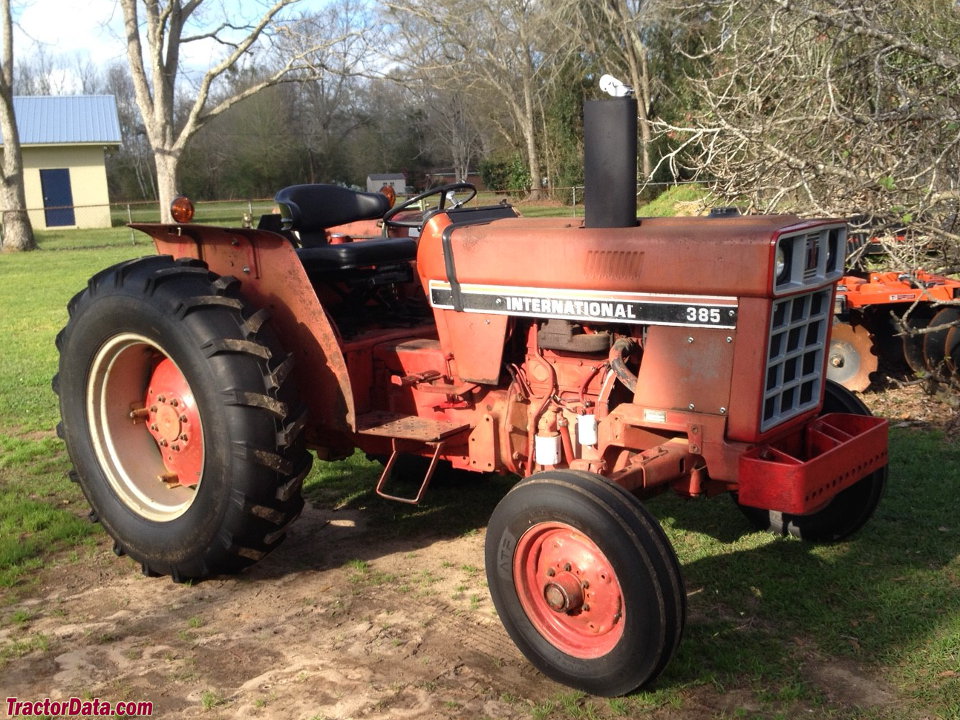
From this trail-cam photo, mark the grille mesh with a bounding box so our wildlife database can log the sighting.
[762,288,832,432]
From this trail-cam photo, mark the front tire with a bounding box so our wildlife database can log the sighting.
[485,471,685,696]
[735,380,886,542]
[54,256,312,580]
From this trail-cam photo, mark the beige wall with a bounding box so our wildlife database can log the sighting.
[22,144,114,229]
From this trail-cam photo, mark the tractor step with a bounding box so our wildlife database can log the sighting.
[375,441,447,505]
[356,411,469,442]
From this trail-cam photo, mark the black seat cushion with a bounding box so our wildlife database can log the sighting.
[297,238,418,272]
[275,184,390,232]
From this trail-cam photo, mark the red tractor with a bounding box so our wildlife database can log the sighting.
[54,98,888,697]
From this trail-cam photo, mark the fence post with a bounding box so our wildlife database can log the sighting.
[127,204,137,245]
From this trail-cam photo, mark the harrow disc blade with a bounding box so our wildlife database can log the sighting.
[827,322,878,392]
[946,326,960,377]
[901,309,931,375]
[922,307,960,378]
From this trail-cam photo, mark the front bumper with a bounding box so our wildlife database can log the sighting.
[737,413,888,514]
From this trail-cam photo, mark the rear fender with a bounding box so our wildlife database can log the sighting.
[133,222,355,433]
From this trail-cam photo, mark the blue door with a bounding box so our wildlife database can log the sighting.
[40,168,76,227]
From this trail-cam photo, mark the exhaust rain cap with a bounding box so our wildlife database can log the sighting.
[599,74,634,98]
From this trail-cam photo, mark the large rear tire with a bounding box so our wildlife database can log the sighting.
[54,256,312,580]
[735,380,886,542]
[485,470,685,696]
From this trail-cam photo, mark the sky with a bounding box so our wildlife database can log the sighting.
[11,0,336,92]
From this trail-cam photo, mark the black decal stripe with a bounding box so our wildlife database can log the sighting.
[430,287,737,328]
[441,224,463,312]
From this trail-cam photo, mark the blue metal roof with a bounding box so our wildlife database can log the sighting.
[0,95,122,146]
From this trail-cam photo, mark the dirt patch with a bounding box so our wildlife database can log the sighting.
[3,506,556,719]
[805,658,897,709]
[3,501,910,719]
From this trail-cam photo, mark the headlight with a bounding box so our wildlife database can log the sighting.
[775,244,788,282]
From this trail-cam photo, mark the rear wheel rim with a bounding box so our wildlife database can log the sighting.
[513,521,625,658]
[86,333,205,522]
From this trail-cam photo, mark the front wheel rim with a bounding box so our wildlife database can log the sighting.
[86,333,205,522]
[513,521,625,658]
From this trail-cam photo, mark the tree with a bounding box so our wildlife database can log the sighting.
[0,0,34,251]
[565,1,674,180]
[387,0,567,199]
[658,0,960,267]
[103,61,157,201]
[14,48,104,95]
[417,86,482,183]
[120,0,366,221]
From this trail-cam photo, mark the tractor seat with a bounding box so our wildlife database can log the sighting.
[274,183,416,273]
[297,238,418,272]
[275,184,390,237]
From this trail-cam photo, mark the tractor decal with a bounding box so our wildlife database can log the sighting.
[428,280,739,328]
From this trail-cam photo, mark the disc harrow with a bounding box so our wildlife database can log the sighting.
[831,270,960,390]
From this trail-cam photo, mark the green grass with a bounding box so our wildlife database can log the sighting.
[638,184,713,217]
[0,199,958,718]
[0,228,147,592]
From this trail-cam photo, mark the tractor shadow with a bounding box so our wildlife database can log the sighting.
[647,426,960,698]
[247,451,517,578]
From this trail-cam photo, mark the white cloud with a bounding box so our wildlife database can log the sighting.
[15,0,127,68]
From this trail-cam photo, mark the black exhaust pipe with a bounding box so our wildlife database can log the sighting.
[583,97,638,228]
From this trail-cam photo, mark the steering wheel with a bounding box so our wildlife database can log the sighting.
[383,182,477,229]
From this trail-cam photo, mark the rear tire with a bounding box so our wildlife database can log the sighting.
[735,380,886,542]
[485,470,685,696]
[54,256,311,580]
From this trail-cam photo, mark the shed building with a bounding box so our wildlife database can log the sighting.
[0,95,122,230]
[367,173,407,195]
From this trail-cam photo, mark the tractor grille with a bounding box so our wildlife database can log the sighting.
[761,288,832,432]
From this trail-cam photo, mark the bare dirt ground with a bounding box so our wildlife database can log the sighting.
[3,383,943,720]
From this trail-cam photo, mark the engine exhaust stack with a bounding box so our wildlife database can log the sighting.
[584,96,638,228]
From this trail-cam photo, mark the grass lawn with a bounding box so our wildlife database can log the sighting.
[0,205,957,718]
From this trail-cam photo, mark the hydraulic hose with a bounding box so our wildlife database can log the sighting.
[609,337,639,393]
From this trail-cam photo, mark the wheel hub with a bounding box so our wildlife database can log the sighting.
[144,358,202,487]
[87,333,205,522]
[514,522,624,658]
[153,402,184,443]
[543,571,584,612]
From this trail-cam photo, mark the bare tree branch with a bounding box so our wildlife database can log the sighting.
[658,0,960,270]
[120,0,373,221]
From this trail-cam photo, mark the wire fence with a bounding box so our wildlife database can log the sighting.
[10,182,704,238]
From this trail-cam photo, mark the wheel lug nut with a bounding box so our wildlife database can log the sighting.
[563,563,572,572]
[170,399,179,407]
[150,424,159,431]
[582,603,590,612]
[546,568,556,577]
[180,415,188,423]
[582,580,590,589]
[180,434,188,441]
[159,440,168,447]
[157,395,166,403]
